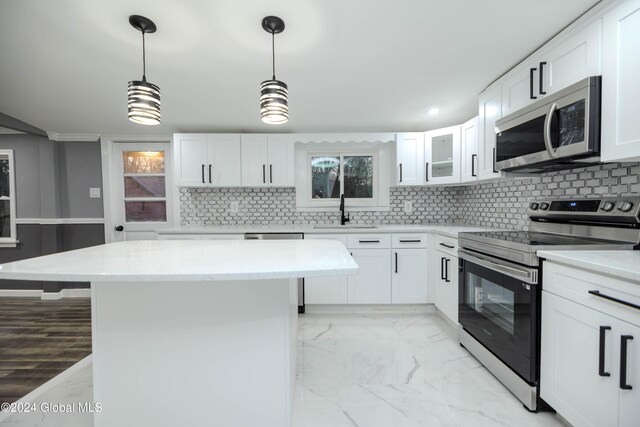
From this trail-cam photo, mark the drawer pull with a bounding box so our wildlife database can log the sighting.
[588,290,640,311]
[358,240,380,243]
[599,326,611,377]
[620,335,633,390]
[439,243,455,249]
[399,239,421,243]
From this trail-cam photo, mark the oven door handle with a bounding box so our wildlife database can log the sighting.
[458,249,538,284]
[543,102,559,159]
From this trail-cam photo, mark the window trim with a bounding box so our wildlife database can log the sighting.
[306,150,379,208]
[0,149,17,247]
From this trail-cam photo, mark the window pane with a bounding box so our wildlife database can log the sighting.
[344,156,373,198]
[0,200,10,237]
[0,159,9,197]
[311,156,340,199]
[123,151,165,174]
[125,201,167,222]
[124,176,166,198]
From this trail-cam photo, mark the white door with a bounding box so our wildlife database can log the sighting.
[348,249,391,304]
[391,249,428,304]
[540,291,619,427]
[267,135,294,187]
[434,252,458,323]
[173,134,208,187]
[110,142,174,242]
[425,125,461,185]
[208,134,241,187]
[395,133,424,185]
[478,83,503,180]
[460,116,479,183]
[601,0,640,162]
[241,134,269,187]
[304,234,349,304]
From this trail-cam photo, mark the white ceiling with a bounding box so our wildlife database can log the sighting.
[0,0,600,136]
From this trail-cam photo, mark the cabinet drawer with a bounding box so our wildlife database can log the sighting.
[157,233,202,240]
[305,233,348,246]
[544,261,640,327]
[434,234,458,256]
[348,234,391,249]
[392,233,428,249]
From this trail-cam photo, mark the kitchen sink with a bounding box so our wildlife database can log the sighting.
[313,224,378,229]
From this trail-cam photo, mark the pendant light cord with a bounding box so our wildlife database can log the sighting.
[271,32,276,80]
[142,30,147,80]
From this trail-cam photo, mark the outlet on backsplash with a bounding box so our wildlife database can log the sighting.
[404,201,413,214]
[230,201,239,213]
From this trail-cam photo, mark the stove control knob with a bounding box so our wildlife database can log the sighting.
[618,201,634,212]
[601,201,615,212]
[539,202,550,210]
[529,202,539,210]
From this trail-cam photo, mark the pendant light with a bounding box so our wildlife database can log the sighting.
[260,16,288,125]
[128,15,161,125]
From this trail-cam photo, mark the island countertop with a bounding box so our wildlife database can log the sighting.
[0,240,358,282]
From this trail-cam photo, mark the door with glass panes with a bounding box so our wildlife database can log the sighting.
[111,143,173,241]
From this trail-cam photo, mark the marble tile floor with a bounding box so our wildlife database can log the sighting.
[0,309,566,427]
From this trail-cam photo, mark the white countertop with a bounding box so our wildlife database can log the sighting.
[538,250,640,283]
[0,240,358,282]
[157,223,498,238]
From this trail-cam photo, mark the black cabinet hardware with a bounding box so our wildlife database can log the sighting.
[471,154,477,177]
[262,165,266,184]
[599,326,611,377]
[493,148,498,173]
[529,67,537,99]
[539,62,547,95]
[425,163,429,182]
[444,258,451,282]
[399,164,403,183]
[439,243,455,249]
[115,225,124,232]
[588,290,640,311]
[395,252,398,274]
[440,257,446,280]
[209,164,212,183]
[399,240,421,243]
[269,165,273,184]
[358,240,380,243]
[201,164,205,184]
[620,335,633,390]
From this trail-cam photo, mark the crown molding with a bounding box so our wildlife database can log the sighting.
[47,132,100,142]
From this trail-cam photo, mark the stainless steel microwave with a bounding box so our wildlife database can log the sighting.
[495,76,601,173]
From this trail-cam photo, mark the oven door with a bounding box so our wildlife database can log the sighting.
[458,249,541,384]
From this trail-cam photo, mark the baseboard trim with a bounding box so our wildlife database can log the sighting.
[304,303,435,314]
[0,355,93,424]
[0,289,91,299]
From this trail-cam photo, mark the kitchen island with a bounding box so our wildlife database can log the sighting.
[0,239,357,427]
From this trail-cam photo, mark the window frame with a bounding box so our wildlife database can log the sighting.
[0,149,17,247]
[306,150,379,208]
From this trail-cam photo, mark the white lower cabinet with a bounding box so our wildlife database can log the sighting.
[348,249,392,304]
[434,252,458,323]
[392,249,428,303]
[541,261,640,427]
[304,234,349,304]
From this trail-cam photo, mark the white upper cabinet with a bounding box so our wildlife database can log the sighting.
[174,134,241,187]
[501,55,542,117]
[460,116,479,183]
[241,134,294,187]
[395,132,425,186]
[601,0,640,162]
[478,83,503,181]
[425,126,461,185]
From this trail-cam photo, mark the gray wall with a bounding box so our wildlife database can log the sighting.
[0,134,105,291]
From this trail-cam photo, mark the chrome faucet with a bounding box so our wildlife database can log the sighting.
[340,194,350,225]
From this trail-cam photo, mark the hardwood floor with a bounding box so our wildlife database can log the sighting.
[0,297,91,404]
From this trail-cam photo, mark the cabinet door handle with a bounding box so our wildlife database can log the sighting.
[269,164,273,184]
[445,258,451,283]
[599,326,611,377]
[529,67,537,99]
[439,243,455,249]
[493,148,498,173]
[471,154,477,177]
[620,335,633,390]
[399,163,403,183]
[262,164,266,184]
[208,164,212,183]
[588,290,640,311]
[441,257,446,280]
[201,164,205,184]
[399,239,421,243]
[358,240,380,243]
[539,61,547,95]
[425,162,429,182]
[394,252,398,274]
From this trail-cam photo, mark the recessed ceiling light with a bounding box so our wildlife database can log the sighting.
[428,108,440,115]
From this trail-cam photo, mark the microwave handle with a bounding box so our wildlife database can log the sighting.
[543,102,559,159]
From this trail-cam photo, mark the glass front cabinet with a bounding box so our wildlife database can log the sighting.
[424,126,461,185]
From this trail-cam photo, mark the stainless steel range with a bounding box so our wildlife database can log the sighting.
[457,197,640,412]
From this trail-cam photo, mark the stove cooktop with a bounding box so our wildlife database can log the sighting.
[465,230,622,247]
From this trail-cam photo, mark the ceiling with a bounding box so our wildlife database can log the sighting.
[0,0,600,136]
